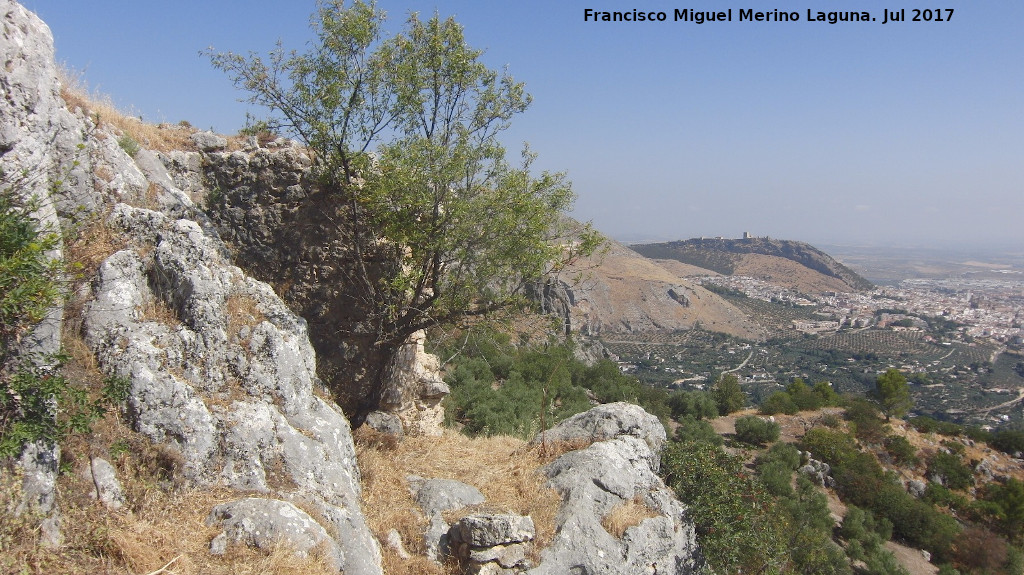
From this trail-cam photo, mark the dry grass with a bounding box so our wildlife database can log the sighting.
[226,293,266,342]
[139,297,179,327]
[2,431,335,575]
[601,496,660,539]
[354,427,561,575]
[58,66,197,154]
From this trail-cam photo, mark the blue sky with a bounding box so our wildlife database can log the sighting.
[27,1,1024,249]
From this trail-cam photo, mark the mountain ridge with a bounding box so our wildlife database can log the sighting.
[630,236,874,293]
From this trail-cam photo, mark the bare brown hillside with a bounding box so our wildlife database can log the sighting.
[731,253,859,293]
[557,240,766,340]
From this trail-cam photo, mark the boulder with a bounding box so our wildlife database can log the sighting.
[532,402,667,456]
[527,405,702,575]
[449,514,535,573]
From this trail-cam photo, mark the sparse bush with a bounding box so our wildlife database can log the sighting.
[0,187,64,355]
[845,397,886,445]
[884,434,919,467]
[117,133,140,157]
[734,416,780,446]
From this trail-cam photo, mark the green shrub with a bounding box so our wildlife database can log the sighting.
[0,189,64,355]
[662,441,788,574]
[927,451,973,491]
[0,359,129,458]
[734,416,780,446]
[845,397,886,445]
[668,390,718,420]
[787,379,823,411]
[909,416,962,437]
[712,373,745,415]
[990,429,1024,456]
[673,415,722,446]
[759,391,797,415]
[883,434,919,467]
[923,482,968,510]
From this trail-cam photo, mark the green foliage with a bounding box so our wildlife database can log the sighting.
[759,391,798,415]
[923,482,968,510]
[712,373,745,415]
[875,368,912,420]
[0,358,129,458]
[208,0,600,370]
[927,451,974,491]
[116,134,140,157]
[441,330,668,438]
[979,478,1024,543]
[778,478,851,575]
[990,430,1024,456]
[883,434,919,467]
[662,441,789,574]
[787,379,824,411]
[845,397,887,444]
[908,415,963,436]
[667,390,718,420]
[734,415,780,446]
[0,189,64,356]
[758,379,839,416]
[673,415,722,446]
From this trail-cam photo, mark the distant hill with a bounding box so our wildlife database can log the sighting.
[631,237,874,293]
[543,240,767,340]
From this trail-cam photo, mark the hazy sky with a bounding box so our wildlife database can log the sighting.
[27,1,1024,249]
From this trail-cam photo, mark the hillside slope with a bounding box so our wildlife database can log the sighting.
[543,240,766,340]
[631,237,874,293]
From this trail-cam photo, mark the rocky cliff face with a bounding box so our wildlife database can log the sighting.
[0,3,382,571]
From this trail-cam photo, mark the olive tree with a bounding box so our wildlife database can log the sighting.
[209,1,599,421]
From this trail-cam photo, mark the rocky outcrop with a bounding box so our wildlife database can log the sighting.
[207,498,343,567]
[0,3,385,571]
[1,0,83,546]
[532,402,667,456]
[379,330,449,436]
[529,405,702,575]
[82,204,381,573]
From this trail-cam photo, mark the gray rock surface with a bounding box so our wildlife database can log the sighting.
[409,476,486,561]
[533,402,667,456]
[450,514,535,573]
[190,130,227,152]
[207,498,342,567]
[907,479,927,499]
[528,405,702,575]
[85,457,125,510]
[0,0,79,546]
[82,204,381,573]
